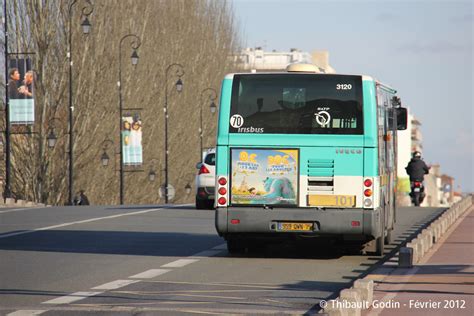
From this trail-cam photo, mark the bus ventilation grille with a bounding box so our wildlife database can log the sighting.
[307,159,334,194]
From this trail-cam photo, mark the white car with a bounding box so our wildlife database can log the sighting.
[195,148,216,209]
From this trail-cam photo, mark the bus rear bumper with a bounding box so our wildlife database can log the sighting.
[215,207,382,239]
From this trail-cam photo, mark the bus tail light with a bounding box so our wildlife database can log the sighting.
[216,176,228,207]
[363,177,374,209]
[364,198,373,207]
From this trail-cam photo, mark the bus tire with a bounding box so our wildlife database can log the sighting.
[375,234,385,257]
[375,212,385,256]
[384,228,393,245]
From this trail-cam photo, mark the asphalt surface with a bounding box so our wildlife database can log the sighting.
[0,204,445,315]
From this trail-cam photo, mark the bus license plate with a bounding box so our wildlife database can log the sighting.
[308,195,356,207]
[277,222,313,231]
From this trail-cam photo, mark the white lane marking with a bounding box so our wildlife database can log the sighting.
[191,250,223,257]
[143,280,282,289]
[0,207,165,239]
[172,310,229,316]
[161,259,200,268]
[0,207,44,214]
[211,243,227,250]
[92,279,140,290]
[7,311,47,316]
[42,291,103,304]
[129,269,172,279]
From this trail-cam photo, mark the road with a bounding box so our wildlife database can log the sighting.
[0,204,444,315]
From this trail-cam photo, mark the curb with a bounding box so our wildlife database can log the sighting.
[320,195,473,316]
[0,199,51,208]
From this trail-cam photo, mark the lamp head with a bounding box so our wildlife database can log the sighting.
[101,151,110,166]
[47,130,57,148]
[175,78,183,93]
[210,101,217,113]
[131,49,139,66]
[81,17,92,34]
[185,183,192,195]
[148,170,156,182]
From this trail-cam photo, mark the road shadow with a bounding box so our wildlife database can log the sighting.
[0,230,223,257]
[223,238,345,260]
[0,229,348,260]
[391,264,474,276]
[0,230,342,260]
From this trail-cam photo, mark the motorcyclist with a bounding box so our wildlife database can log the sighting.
[405,151,430,181]
[405,151,430,205]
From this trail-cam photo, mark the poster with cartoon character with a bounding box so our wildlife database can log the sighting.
[231,149,298,205]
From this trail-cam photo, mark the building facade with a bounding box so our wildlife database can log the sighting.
[234,47,336,73]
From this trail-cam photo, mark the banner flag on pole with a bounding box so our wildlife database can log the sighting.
[7,58,35,125]
[122,115,143,165]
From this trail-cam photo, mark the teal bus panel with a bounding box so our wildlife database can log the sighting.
[216,78,233,146]
[216,145,229,175]
[300,147,364,177]
[362,79,377,147]
[227,134,365,147]
[363,147,379,177]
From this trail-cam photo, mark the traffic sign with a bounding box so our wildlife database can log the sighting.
[159,184,175,200]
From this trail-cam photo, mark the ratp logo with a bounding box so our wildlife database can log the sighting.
[314,110,331,126]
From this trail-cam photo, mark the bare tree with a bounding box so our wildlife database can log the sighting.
[2,0,241,205]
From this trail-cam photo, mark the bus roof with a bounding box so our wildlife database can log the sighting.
[375,81,397,94]
[224,72,375,82]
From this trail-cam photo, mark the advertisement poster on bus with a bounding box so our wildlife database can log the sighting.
[231,148,298,205]
[8,58,35,124]
[122,115,143,165]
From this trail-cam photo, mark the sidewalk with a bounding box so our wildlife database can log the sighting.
[364,207,474,316]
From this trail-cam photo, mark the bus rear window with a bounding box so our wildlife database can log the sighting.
[229,74,363,134]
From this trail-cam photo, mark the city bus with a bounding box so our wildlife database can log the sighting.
[214,63,407,255]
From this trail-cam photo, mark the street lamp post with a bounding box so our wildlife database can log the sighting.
[117,34,141,205]
[199,88,217,162]
[3,0,11,200]
[164,63,184,204]
[67,0,93,205]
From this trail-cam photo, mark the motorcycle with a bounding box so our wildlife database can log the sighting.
[410,181,425,206]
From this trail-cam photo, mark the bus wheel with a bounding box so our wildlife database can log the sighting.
[375,228,385,257]
[227,239,246,254]
[384,228,393,245]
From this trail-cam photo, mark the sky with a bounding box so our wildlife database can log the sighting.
[231,0,473,192]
